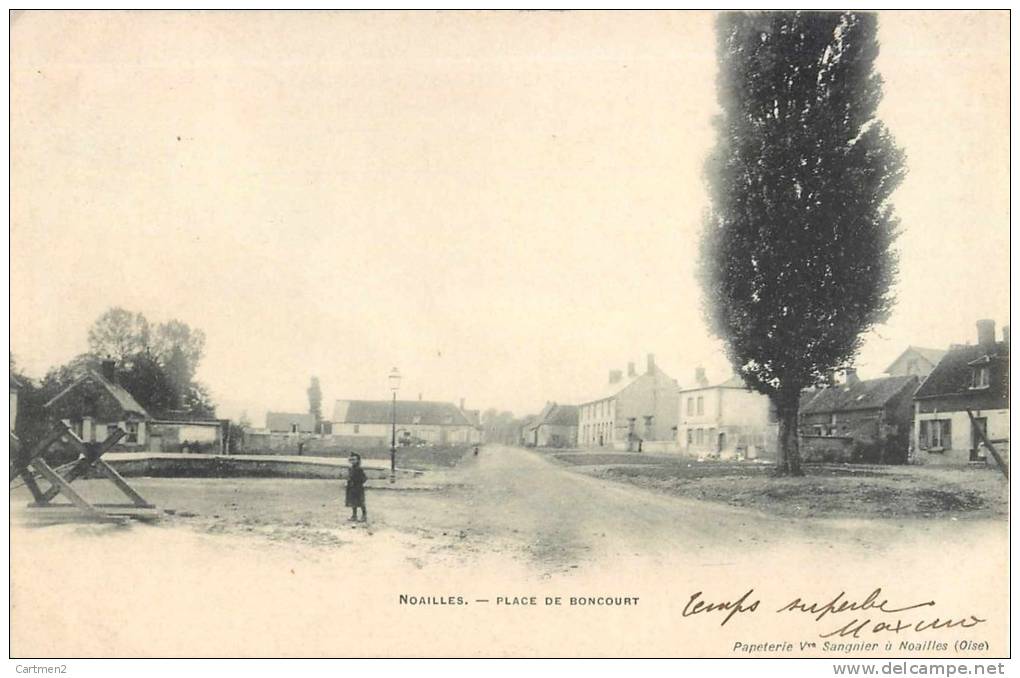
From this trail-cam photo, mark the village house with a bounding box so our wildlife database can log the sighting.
[265,411,317,434]
[45,360,151,449]
[798,369,918,464]
[884,346,947,379]
[577,354,679,452]
[677,369,776,460]
[523,402,578,448]
[912,319,1009,467]
[331,397,481,445]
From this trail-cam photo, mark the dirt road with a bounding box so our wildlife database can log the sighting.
[10,445,1009,657]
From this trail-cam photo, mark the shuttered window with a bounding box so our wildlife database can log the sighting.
[920,419,951,451]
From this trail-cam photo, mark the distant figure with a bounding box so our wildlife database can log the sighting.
[181,439,190,454]
[473,445,479,457]
[345,453,367,522]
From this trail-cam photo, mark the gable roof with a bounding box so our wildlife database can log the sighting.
[580,365,678,405]
[265,411,317,432]
[914,341,1009,400]
[678,373,756,395]
[44,370,149,420]
[527,403,579,430]
[332,399,474,427]
[800,375,917,415]
[884,346,948,374]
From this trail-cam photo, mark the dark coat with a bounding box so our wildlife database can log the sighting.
[345,465,367,507]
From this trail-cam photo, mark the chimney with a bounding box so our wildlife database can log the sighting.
[825,369,837,386]
[627,362,636,378]
[460,398,465,411]
[646,353,656,374]
[100,359,116,383]
[977,319,996,350]
[1004,326,1010,344]
[844,367,859,385]
[609,370,623,384]
[695,367,708,387]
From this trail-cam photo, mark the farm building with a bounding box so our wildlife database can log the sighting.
[798,370,918,464]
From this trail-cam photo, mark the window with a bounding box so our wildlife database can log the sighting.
[686,430,693,445]
[919,419,952,451]
[125,422,138,444]
[353,424,360,434]
[695,428,704,446]
[971,366,990,389]
[696,397,704,416]
[687,398,694,415]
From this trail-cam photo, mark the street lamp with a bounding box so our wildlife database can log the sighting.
[388,367,401,483]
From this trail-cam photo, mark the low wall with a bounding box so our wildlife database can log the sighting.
[240,431,388,455]
[100,455,403,480]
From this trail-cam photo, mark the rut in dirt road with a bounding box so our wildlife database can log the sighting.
[446,445,811,567]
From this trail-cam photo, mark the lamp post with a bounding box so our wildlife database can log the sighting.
[388,367,401,483]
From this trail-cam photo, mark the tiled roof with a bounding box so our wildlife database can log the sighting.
[884,346,948,374]
[527,403,579,429]
[580,366,678,404]
[44,370,149,419]
[800,375,917,414]
[332,399,474,427]
[914,341,1009,400]
[265,411,317,432]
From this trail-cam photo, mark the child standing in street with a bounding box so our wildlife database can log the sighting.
[345,453,367,522]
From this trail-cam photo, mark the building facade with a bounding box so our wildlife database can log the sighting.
[578,354,679,451]
[677,370,776,460]
[44,361,151,449]
[523,402,578,448]
[912,320,1009,466]
[331,398,481,445]
[884,346,947,379]
[798,370,918,464]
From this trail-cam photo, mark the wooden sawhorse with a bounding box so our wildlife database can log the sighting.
[11,424,158,522]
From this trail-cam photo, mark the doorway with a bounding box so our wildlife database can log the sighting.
[970,417,988,462]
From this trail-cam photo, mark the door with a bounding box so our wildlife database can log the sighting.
[970,417,988,462]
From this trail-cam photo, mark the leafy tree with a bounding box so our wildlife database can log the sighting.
[87,308,151,363]
[180,383,216,419]
[152,319,206,387]
[699,11,904,475]
[307,376,322,427]
[117,352,179,415]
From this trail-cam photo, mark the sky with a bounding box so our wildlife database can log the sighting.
[10,11,1010,424]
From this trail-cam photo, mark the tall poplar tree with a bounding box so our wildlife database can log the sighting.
[699,11,905,475]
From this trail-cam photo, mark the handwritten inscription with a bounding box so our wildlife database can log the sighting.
[682,587,987,639]
[682,589,760,626]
